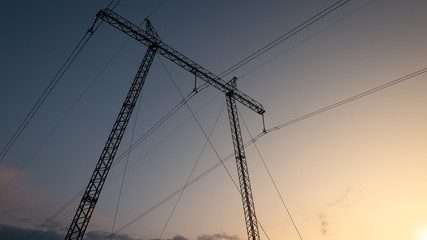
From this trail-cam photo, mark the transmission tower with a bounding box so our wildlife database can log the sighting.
[65,8,265,240]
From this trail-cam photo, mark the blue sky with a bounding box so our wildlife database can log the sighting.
[1,0,427,239]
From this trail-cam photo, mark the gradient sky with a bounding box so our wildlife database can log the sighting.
[1,0,427,240]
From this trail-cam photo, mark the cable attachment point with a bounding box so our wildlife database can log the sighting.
[229,76,237,89]
[226,77,238,97]
[87,17,99,35]
[193,75,198,93]
[262,113,266,133]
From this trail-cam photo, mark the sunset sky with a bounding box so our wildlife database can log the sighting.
[1,0,427,240]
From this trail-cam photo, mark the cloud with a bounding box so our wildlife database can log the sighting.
[0,167,20,186]
[0,224,62,240]
[0,224,144,240]
[0,166,54,230]
[86,231,143,240]
[172,236,190,240]
[326,187,361,208]
[0,223,240,240]
[0,209,32,224]
[43,220,67,233]
[197,233,240,240]
[318,214,329,235]
[317,188,362,236]
[149,235,189,240]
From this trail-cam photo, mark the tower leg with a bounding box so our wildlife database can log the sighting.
[225,78,260,240]
[65,45,157,240]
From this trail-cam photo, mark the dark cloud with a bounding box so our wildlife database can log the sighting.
[0,209,32,224]
[85,231,142,240]
[149,235,189,240]
[172,236,189,240]
[0,224,62,240]
[197,233,240,240]
[0,224,141,240]
[0,224,239,240]
[169,235,189,240]
[43,220,67,233]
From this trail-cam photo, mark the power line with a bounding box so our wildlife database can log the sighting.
[265,66,427,134]
[219,0,351,78]
[0,28,95,164]
[147,0,168,19]
[0,0,126,164]
[110,0,122,10]
[240,0,376,79]
[0,30,132,199]
[106,0,120,9]
[1,0,144,200]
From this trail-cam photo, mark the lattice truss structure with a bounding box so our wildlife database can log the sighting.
[65,8,265,240]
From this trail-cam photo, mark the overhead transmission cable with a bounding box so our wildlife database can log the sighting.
[240,0,376,79]
[219,0,351,78]
[147,0,168,19]
[5,9,156,204]
[0,24,97,164]
[108,0,122,10]
[0,0,128,164]
[1,0,132,201]
[264,66,427,134]
[0,32,133,199]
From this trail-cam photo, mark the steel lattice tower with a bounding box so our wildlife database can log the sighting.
[65,9,265,240]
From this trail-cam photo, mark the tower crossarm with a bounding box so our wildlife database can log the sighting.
[96,8,265,115]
